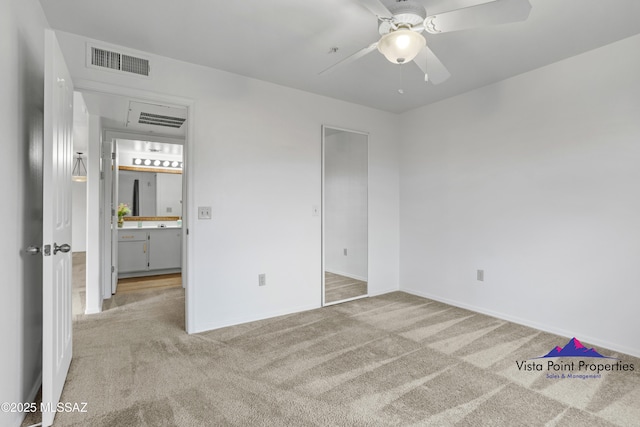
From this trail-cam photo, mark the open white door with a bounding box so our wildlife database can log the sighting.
[42,29,74,427]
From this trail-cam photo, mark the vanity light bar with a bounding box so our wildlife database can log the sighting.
[132,158,183,169]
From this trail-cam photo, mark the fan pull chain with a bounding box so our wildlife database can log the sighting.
[424,52,429,82]
[398,64,404,94]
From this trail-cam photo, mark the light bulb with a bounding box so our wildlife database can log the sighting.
[395,34,411,49]
[377,28,425,64]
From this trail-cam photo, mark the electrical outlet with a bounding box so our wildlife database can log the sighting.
[198,206,211,219]
[343,248,348,256]
[259,273,266,286]
[477,269,484,282]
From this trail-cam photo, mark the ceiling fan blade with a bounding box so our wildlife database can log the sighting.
[357,0,394,20]
[318,43,378,75]
[424,0,532,34]
[413,46,450,85]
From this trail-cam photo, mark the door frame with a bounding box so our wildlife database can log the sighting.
[75,79,195,333]
[100,139,113,299]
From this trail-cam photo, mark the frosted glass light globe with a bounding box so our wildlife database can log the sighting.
[377,29,425,64]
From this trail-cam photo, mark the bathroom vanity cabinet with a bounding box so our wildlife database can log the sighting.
[118,228,182,278]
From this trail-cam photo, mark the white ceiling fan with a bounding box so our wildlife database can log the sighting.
[320,0,532,84]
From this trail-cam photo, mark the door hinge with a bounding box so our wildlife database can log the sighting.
[111,265,115,273]
[112,209,115,216]
[111,152,116,160]
[100,171,104,180]
[186,228,189,235]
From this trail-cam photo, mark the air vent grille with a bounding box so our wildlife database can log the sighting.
[91,48,120,70]
[139,112,186,129]
[89,47,150,77]
[122,54,149,76]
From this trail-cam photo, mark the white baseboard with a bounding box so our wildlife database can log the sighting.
[325,269,367,282]
[401,287,640,359]
[190,289,404,335]
[189,302,321,335]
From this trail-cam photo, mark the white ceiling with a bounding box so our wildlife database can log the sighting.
[40,0,640,113]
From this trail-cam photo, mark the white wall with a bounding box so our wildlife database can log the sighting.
[325,131,368,280]
[399,34,640,357]
[72,182,87,251]
[55,31,401,332]
[0,1,49,426]
[85,115,103,313]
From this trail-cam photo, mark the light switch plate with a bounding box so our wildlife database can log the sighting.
[198,206,211,219]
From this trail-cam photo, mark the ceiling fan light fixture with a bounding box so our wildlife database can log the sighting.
[377,28,425,64]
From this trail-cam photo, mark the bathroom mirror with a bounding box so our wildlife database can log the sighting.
[322,126,368,305]
[118,167,183,218]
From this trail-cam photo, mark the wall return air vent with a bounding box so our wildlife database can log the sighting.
[88,45,151,77]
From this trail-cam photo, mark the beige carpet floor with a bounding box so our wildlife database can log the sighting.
[23,267,640,426]
[325,271,367,303]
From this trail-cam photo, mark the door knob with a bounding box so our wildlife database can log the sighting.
[26,246,41,255]
[54,243,71,254]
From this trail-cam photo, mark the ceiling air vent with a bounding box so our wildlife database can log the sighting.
[122,54,149,76]
[138,112,186,129]
[88,45,151,77]
[91,47,120,70]
[126,101,187,136]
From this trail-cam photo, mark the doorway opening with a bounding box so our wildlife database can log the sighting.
[110,137,185,294]
[71,88,192,331]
